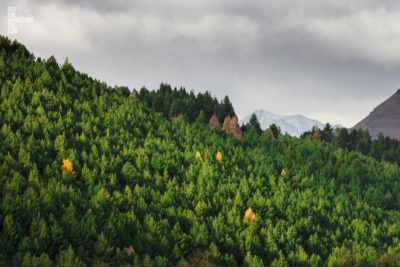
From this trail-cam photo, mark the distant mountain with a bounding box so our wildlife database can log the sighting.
[240,109,341,137]
[353,89,400,139]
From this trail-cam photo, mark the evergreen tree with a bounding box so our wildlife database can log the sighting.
[269,123,281,138]
[321,123,333,142]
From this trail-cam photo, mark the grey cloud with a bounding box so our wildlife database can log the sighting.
[1,0,400,127]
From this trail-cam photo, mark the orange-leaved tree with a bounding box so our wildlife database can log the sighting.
[244,208,256,222]
[61,159,73,172]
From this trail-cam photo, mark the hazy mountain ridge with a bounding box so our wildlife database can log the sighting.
[240,109,341,137]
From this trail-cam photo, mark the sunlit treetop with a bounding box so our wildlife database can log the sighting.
[61,159,73,172]
[216,151,223,163]
[244,208,256,222]
[195,151,203,161]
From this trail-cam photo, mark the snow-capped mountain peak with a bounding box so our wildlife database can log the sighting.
[240,109,340,137]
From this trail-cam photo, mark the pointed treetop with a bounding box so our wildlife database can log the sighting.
[216,151,223,163]
[61,159,73,172]
[209,114,220,127]
[223,116,231,131]
[195,151,203,161]
[244,208,256,222]
[312,126,321,140]
[229,115,242,137]
[125,246,135,255]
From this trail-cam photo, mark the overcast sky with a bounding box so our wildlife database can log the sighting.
[2,0,400,127]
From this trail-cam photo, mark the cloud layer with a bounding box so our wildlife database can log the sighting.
[1,0,400,126]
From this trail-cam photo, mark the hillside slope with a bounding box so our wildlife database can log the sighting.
[1,36,400,266]
[354,90,400,139]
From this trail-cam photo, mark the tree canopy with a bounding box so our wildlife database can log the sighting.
[138,84,235,123]
[1,36,400,266]
[301,125,400,165]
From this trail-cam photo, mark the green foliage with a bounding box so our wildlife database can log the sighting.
[302,126,400,164]
[244,114,262,135]
[1,35,400,266]
[138,83,235,122]
[321,123,333,142]
[269,123,281,139]
[55,246,85,267]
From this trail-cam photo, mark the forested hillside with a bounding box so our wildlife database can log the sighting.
[1,36,400,266]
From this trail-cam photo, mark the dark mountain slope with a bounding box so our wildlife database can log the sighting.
[354,90,400,139]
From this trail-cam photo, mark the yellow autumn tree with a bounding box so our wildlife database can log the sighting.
[244,208,256,222]
[215,151,222,163]
[61,159,73,172]
[281,169,287,177]
[125,245,135,255]
[195,151,203,161]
